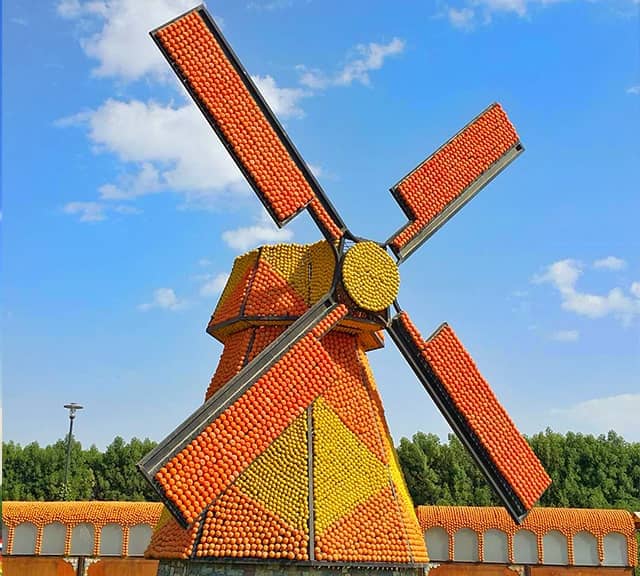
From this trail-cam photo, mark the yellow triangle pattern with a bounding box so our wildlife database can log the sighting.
[312,397,389,535]
[235,411,309,532]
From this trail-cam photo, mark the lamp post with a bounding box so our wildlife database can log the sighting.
[62,403,83,500]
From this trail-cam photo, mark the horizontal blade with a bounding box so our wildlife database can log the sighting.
[139,299,348,528]
[386,103,523,261]
[151,6,346,241]
[388,311,550,523]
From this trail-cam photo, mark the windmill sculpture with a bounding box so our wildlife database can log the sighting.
[139,5,551,567]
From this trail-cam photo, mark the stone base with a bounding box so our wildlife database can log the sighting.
[157,560,427,576]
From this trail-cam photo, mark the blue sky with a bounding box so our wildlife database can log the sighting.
[3,0,639,451]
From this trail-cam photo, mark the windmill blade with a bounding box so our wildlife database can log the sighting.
[387,311,550,523]
[139,299,348,528]
[151,6,346,242]
[386,103,523,261]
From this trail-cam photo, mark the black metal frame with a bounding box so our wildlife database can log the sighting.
[387,315,527,524]
[150,5,347,243]
[385,103,524,262]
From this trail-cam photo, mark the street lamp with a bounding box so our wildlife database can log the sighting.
[62,403,83,500]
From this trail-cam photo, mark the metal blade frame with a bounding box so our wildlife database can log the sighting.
[387,313,528,523]
[150,5,346,241]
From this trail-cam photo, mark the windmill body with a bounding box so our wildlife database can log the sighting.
[146,241,426,562]
[138,4,551,568]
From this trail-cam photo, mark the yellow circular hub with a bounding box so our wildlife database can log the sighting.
[341,241,400,312]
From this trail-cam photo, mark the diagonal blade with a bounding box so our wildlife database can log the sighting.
[139,299,348,528]
[386,103,523,261]
[387,311,550,523]
[151,6,346,242]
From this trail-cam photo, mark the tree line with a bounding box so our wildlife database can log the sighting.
[397,429,640,511]
[2,429,640,512]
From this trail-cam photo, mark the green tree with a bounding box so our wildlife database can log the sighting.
[91,437,158,501]
[397,428,640,512]
[2,437,158,501]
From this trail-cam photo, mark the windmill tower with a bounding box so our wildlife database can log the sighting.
[138,5,551,569]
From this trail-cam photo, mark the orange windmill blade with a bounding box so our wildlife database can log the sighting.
[150,6,346,242]
[385,103,524,261]
[138,3,551,566]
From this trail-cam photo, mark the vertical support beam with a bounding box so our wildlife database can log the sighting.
[306,403,316,561]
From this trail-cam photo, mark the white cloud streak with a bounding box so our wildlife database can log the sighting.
[533,259,640,325]
[57,0,199,81]
[549,393,640,441]
[64,201,107,222]
[550,329,580,342]
[222,214,293,252]
[63,200,139,221]
[200,273,230,297]
[298,38,405,89]
[252,75,309,118]
[138,287,187,311]
[443,0,632,29]
[448,7,476,28]
[626,85,640,95]
[593,256,626,270]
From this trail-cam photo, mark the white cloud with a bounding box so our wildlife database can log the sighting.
[443,0,631,28]
[593,256,626,270]
[61,99,246,203]
[138,287,187,311]
[533,259,640,325]
[549,393,640,441]
[550,329,579,342]
[99,162,162,200]
[64,201,107,222]
[222,214,293,252]
[448,7,476,28]
[200,273,230,297]
[57,0,199,81]
[298,38,405,89]
[63,201,139,222]
[475,0,529,17]
[58,76,308,211]
[627,85,640,95]
[252,75,308,118]
[631,282,640,298]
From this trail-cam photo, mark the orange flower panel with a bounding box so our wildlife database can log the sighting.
[195,485,308,560]
[422,323,550,510]
[390,104,519,252]
[154,13,314,225]
[242,260,308,318]
[315,486,414,564]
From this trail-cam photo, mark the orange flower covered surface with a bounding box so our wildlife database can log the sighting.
[145,242,427,565]
[416,506,638,566]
